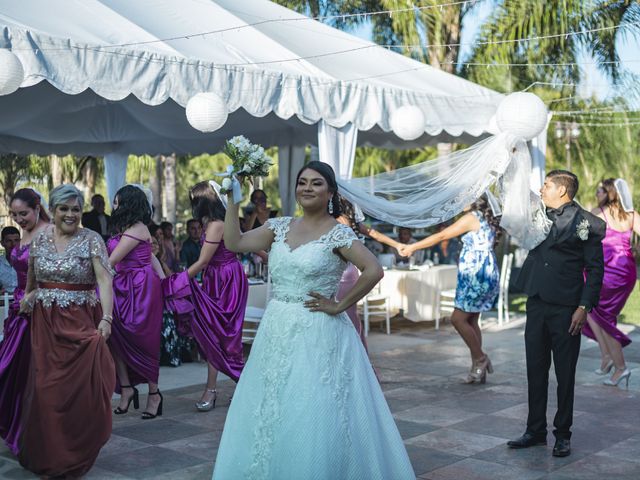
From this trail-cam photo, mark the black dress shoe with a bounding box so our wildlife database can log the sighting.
[552,438,571,457]
[507,433,547,449]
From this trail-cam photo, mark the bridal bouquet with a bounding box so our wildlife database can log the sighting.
[219,136,272,198]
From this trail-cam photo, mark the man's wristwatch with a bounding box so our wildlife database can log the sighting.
[578,305,591,313]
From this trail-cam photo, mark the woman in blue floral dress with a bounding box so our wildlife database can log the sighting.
[400,194,501,384]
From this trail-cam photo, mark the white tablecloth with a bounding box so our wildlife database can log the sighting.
[379,265,458,321]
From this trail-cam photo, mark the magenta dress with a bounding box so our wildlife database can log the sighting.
[337,263,367,348]
[0,245,30,454]
[107,233,163,389]
[163,238,247,381]
[583,210,636,347]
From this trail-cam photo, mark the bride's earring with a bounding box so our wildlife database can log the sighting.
[328,197,334,214]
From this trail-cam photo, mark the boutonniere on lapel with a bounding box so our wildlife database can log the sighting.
[576,219,590,241]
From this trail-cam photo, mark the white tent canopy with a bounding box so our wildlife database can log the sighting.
[0,0,505,211]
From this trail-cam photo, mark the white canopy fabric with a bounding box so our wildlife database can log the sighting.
[0,0,504,157]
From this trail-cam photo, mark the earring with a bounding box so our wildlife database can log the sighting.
[328,197,334,214]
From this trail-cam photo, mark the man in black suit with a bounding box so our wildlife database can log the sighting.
[508,170,605,457]
[82,194,111,241]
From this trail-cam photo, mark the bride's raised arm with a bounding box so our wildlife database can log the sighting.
[223,193,275,254]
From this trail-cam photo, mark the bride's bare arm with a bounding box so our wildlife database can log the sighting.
[223,195,274,253]
[306,241,383,315]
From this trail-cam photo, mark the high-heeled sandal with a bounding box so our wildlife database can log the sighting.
[114,385,139,414]
[595,359,614,375]
[141,390,163,419]
[603,368,631,388]
[195,388,217,412]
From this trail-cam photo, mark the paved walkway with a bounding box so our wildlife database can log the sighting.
[1,314,639,479]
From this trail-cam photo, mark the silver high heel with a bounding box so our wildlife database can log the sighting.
[603,368,631,388]
[195,388,217,412]
[595,359,614,375]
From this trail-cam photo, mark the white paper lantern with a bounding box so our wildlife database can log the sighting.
[496,92,548,141]
[185,92,228,132]
[390,105,426,141]
[0,49,25,96]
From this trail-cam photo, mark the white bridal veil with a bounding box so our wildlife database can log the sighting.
[337,93,552,250]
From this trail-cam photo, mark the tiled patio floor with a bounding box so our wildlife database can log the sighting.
[1,314,639,479]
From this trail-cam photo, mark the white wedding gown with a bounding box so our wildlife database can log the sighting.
[212,217,415,480]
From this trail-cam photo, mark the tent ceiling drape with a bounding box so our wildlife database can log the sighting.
[0,0,503,156]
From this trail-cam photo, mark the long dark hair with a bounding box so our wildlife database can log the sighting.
[471,194,502,246]
[338,195,359,233]
[599,178,629,222]
[190,181,226,223]
[10,188,50,222]
[295,161,342,218]
[111,185,152,233]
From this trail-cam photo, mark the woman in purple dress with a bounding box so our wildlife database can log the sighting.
[0,188,49,455]
[584,178,639,387]
[163,181,248,411]
[108,185,165,418]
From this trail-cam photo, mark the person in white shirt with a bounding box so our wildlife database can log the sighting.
[0,226,19,293]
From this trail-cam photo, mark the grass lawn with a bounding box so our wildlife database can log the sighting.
[508,281,640,327]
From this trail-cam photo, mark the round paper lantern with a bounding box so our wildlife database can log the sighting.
[495,92,548,141]
[0,49,25,96]
[185,92,228,132]
[390,105,426,141]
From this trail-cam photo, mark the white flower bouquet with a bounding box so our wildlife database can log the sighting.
[219,136,272,197]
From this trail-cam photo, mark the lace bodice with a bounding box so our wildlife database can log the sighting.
[266,217,358,303]
[31,227,113,307]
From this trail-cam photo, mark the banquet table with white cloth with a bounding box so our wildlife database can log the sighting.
[379,265,458,321]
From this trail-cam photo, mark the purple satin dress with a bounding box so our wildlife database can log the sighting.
[583,210,635,347]
[337,263,367,349]
[162,238,247,381]
[107,233,163,389]
[0,245,31,454]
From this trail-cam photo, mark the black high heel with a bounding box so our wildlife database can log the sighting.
[114,385,139,414]
[141,390,163,420]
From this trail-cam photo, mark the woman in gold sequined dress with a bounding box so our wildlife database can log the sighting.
[18,184,116,478]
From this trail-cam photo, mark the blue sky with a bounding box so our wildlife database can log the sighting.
[353,2,639,106]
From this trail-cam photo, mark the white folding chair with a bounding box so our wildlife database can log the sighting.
[497,253,514,326]
[242,270,272,344]
[360,282,391,336]
[438,288,456,330]
[0,291,12,342]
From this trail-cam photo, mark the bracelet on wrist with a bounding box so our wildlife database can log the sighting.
[101,315,113,324]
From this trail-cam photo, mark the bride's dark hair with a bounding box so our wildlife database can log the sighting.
[295,161,342,218]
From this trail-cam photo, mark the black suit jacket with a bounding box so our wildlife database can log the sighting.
[514,201,605,310]
[82,210,111,240]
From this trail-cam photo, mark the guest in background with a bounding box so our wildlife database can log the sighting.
[0,190,49,455]
[0,226,19,293]
[152,236,172,276]
[180,219,202,268]
[82,194,111,241]
[108,185,164,420]
[583,178,639,387]
[400,194,501,384]
[160,221,179,271]
[246,189,276,229]
[18,184,115,478]
[150,224,171,272]
[430,222,462,265]
[163,181,248,411]
[393,227,420,264]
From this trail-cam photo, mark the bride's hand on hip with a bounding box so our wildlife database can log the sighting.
[305,291,340,315]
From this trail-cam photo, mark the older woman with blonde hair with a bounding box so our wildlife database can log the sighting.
[18,184,116,478]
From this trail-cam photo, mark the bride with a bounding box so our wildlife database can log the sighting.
[213,161,415,479]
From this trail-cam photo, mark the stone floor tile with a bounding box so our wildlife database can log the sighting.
[551,453,640,480]
[449,414,525,439]
[95,446,207,479]
[420,457,547,480]
[159,431,223,461]
[405,428,506,457]
[473,443,589,472]
[394,405,482,427]
[394,419,440,440]
[404,444,465,476]
[112,418,212,445]
[596,435,640,464]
